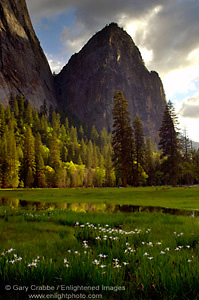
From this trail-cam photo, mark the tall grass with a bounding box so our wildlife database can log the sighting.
[1,207,199,299]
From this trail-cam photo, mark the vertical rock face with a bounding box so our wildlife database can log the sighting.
[56,23,166,141]
[0,0,56,108]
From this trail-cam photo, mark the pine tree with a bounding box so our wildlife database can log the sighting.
[25,103,33,125]
[105,145,115,186]
[49,130,62,186]
[86,140,93,168]
[133,114,145,186]
[90,125,99,145]
[145,137,155,185]
[35,132,46,187]
[112,91,133,187]
[80,138,87,164]
[22,126,35,187]
[0,104,6,136]
[159,101,181,186]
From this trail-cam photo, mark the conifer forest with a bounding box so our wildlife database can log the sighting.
[0,92,198,189]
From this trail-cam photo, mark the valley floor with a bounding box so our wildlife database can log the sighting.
[1,187,199,299]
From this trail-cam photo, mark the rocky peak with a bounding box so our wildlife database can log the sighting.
[56,23,166,141]
[0,0,56,108]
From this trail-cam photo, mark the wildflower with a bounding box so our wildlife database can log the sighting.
[64,259,68,264]
[1,252,5,256]
[75,222,79,226]
[160,251,165,255]
[123,262,129,265]
[80,225,85,228]
[148,257,153,260]
[142,242,145,245]
[113,258,119,262]
[147,242,153,247]
[99,265,106,268]
[9,260,15,264]
[17,257,22,261]
[28,262,37,267]
[92,260,99,265]
[96,237,101,240]
[7,248,14,253]
[165,248,170,251]
[186,245,191,249]
[74,251,79,254]
[126,242,130,246]
[175,247,179,251]
[156,242,161,245]
[114,264,121,268]
[65,264,69,268]
[68,250,71,253]
[98,254,104,258]
[143,252,149,256]
[187,260,192,263]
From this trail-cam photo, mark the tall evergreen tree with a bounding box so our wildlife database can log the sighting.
[159,101,181,186]
[49,130,62,186]
[145,137,155,185]
[112,91,133,187]
[22,126,35,187]
[133,114,145,186]
[35,132,46,187]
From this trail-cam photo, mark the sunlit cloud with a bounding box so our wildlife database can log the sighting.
[163,66,199,99]
[46,54,66,74]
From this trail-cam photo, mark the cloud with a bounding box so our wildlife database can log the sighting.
[60,23,89,56]
[26,0,199,75]
[162,66,199,99]
[179,96,199,119]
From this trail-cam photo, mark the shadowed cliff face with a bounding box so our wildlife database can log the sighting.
[0,0,56,108]
[56,23,166,141]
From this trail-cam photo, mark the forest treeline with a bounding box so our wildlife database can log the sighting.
[0,93,198,188]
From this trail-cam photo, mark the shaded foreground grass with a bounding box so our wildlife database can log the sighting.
[1,186,199,210]
[1,207,199,299]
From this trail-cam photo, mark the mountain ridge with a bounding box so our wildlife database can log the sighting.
[55,23,166,141]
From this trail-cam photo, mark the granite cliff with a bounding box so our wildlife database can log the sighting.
[0,0,56,108]
[0,0,166,141]
[56,23,166,141]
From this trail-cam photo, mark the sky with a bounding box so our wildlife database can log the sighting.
[26,0,199,142]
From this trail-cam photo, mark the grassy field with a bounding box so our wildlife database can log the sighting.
[1,187,199,299]
[1,186,199,209]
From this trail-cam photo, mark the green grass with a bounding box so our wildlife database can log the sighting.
[1,207,199,299]
[1,186,199,210]
[1,187,199,299]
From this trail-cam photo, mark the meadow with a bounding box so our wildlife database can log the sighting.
[1,187,199,300]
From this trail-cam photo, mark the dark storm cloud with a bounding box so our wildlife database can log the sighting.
[26,0,199,76]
